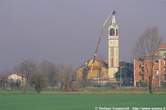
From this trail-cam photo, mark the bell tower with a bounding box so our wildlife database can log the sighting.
[108,10,119,79]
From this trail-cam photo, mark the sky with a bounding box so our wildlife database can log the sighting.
[0,0,166,72]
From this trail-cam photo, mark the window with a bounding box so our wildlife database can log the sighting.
[116,29,118,36]
[139,64,144,74]
[155,60,158,63]
[153,71,159,79]
[110,28,115,36]
[164,74,166,80]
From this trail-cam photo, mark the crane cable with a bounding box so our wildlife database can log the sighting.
[89,28,103,73]
[89,12,112,73]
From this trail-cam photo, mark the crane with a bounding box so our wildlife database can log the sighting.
[89,11,114,73]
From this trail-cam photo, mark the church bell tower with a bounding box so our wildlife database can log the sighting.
[108,10,119,79]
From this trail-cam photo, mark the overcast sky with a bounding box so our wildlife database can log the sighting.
[0,0,166,72]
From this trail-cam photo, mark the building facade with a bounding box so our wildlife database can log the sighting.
[134,44,166,87]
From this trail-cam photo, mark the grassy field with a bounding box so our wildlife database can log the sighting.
[0,91,166,110]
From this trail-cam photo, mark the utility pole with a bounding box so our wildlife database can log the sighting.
[120,66,121,87]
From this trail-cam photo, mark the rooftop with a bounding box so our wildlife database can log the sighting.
[159,44,166,49]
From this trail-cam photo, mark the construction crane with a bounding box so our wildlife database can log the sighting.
[89,27,103,73]
[89,11,115,73]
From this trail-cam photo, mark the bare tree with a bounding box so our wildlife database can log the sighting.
[38,60,58,87]
[14,60,37,93]
[0,75,8,89]
[57,64,73,91]
[134,27,161,93]
[31,73,48,93]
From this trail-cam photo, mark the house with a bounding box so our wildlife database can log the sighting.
[7,73,26,87]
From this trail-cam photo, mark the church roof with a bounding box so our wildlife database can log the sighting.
[75,57,108,71]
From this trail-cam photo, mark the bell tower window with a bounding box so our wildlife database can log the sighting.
[116,29,118,36]
[110,28,115,36]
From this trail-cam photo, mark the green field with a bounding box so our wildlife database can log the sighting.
[1,91,166,110]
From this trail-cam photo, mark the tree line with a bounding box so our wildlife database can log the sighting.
[0,60,74,93]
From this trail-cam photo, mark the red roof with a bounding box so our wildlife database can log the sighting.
[160,44,166,49]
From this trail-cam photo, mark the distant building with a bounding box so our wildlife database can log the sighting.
[8,73,26,87]
[134,44,166,87]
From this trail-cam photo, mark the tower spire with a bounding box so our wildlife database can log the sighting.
[112,10,116,15]
[111,10,116,24]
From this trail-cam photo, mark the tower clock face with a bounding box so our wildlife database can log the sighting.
[110,28,115,36]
